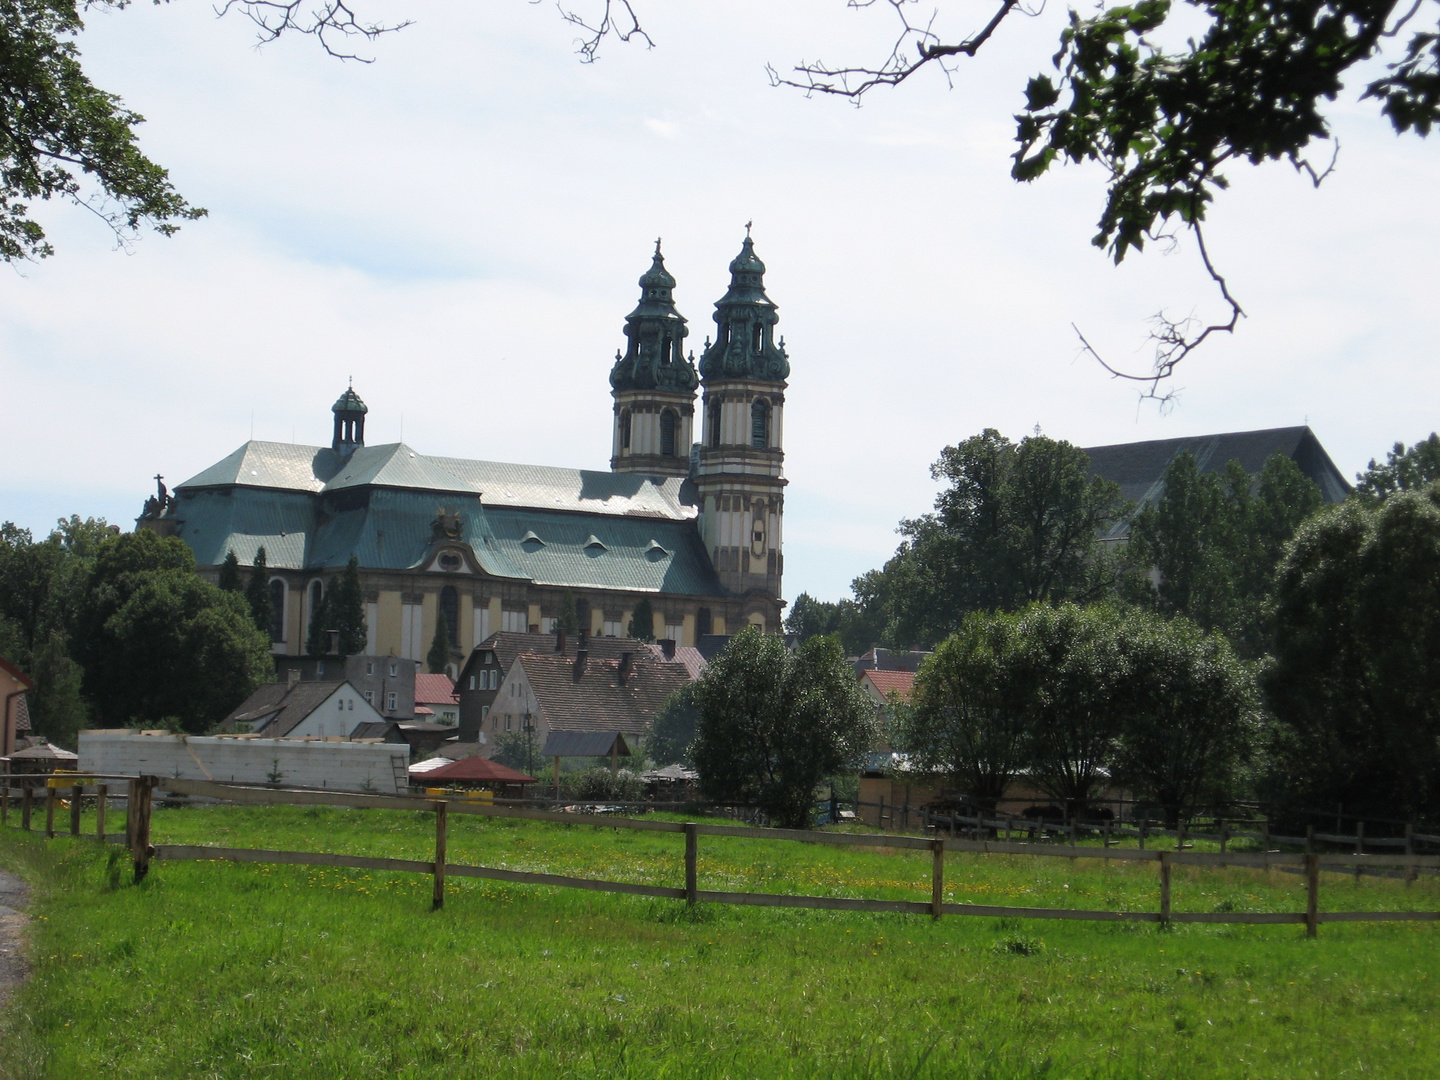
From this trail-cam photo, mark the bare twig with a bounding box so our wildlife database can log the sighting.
[767,0,1027,99]
[556,0,653,63]
[1073,221,1245,403]
[215,0,412,62]
[1291,141,1341,187]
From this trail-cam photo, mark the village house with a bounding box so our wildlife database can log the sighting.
[222,678,387,739]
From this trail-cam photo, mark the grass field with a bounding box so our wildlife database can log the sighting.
[1,803,1437,1079]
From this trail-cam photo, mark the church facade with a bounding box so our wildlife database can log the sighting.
[137,236,789,665]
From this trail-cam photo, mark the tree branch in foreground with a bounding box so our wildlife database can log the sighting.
[767,0,1028,98]
[555,0,653,62]
[1073,223,1244,405]
[215,0,412,61]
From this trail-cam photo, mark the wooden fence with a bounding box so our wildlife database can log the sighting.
[4,776,1438,937]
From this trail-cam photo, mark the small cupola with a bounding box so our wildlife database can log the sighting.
[331,382,368,457]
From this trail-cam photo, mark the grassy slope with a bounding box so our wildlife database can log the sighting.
[0,805,1435,1079]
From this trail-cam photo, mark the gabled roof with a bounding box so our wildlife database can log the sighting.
[644,642,708,680]
[459,631,676,684]
[1082,426,1352,540]
[861,669,916,702]
[0,656,33,691]
[225,681,347,738]
[542,730,632,757]
[517,651,692,737]
[421,756,538,784]
[413,674,458,707]
[7,741,77,761]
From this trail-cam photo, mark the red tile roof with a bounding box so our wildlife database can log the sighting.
[861,668,916,702]
[421,756,538,784]
[413,673,458,706]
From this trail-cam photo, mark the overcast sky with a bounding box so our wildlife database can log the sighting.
[2,1,1436,601]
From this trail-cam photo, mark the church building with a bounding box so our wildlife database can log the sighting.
[137,235,790,666]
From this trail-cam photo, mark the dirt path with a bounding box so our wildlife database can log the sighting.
[0,870,28,1007]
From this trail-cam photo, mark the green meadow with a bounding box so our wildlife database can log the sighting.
[1,804,1437,1079]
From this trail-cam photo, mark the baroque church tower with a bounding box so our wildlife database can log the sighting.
[609,240,699,477]
[694,232,788,601]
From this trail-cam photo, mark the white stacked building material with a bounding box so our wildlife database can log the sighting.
[78,731,409,793]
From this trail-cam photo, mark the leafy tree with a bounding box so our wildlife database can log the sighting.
[856,430,1127,649]
[331,555,367,656]
[627,598,655,643]
[0,0,205,260]
[491,729,540,777]
[427,609,451,674]
[1355,434,1440,501]
[895,610,1038,813]
[691,628,874,828]
[1016,604,1126,816]
[304,586,331,656]
[1125,451,1322,655]
[26,630,87,748]
[1264,489,1440,820]
[217,550,243,593]
[646,684,699,767]
[73,529,195,678]
[784,592,839,642]
[558,589,581,634]
[245,547,275,639]
[1110,610,1260,826]
[83,569,272,731]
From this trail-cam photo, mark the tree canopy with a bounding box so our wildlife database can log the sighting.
[1264,487,1440,821]
[848,429,1127,649]
[691,629,874,828]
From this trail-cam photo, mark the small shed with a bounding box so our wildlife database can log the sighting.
[540,730,633,798]
[420,756,538,798]
[640,763,699,802]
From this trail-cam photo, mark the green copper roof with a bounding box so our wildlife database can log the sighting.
[700,234,790,383]
[167,440,725,596]
[610,240,699,394]
[332,387,368,414]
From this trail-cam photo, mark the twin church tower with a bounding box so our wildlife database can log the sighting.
[608,233,788,601]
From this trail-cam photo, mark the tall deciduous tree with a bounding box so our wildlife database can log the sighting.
[1264,488,1440,821]
[896,609,1039,812]
[692,629,874,828]
[1110,611,1260,826]
[646,684,699,767]
[1355,434,1440,501]
[855,430,1127,649]
[1124,451,1322,656]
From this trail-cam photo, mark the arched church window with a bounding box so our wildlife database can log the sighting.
[440,586,459,648]
[268,579,286,642]
[660,409,678,457]
[751,400,770,450]
[708,400,721,448]
[620,410,632,451]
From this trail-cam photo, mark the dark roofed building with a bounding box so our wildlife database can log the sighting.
[223,679,387,739]
[1082,426,1352,539]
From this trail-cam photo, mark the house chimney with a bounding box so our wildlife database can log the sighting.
[287,669,301,686]
[618,651,633,686]
[578,628,588,649]
[659,638,677,661]
[573,649,588,683]
[555,627,567,654]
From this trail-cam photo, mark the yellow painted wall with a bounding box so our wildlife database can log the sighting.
[527,603,542,632]
[459,592,474,652]
[681,613,696,648]
[376,590,403,656]
[420,592,438,654]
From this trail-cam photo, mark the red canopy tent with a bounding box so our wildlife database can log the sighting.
[420,756,538,797]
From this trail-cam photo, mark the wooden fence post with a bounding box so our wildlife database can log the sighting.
[684,822,698,906]
[432,800,447,911]
[124,779,137,851]
[1305,824,1314,855]
[1305,853,1320,938]
[1262,816,1270,851]
[1405,824,1416,886]
[20,785,32,831]
[1070,822,1078,850]
[930,838,944,920]
[70,784,83,836]
[1158,852,1171,926]
[1354,821,1364,883]
[1138,812,1147,851]
[1,779,7,826]
[132,776,155,882]
[1218,817,1227,854]
[1176,819,1186,852]
[44,784,56,838]
[96,784,107,840]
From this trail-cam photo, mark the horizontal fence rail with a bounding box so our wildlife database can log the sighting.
[4,775,1438,937]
